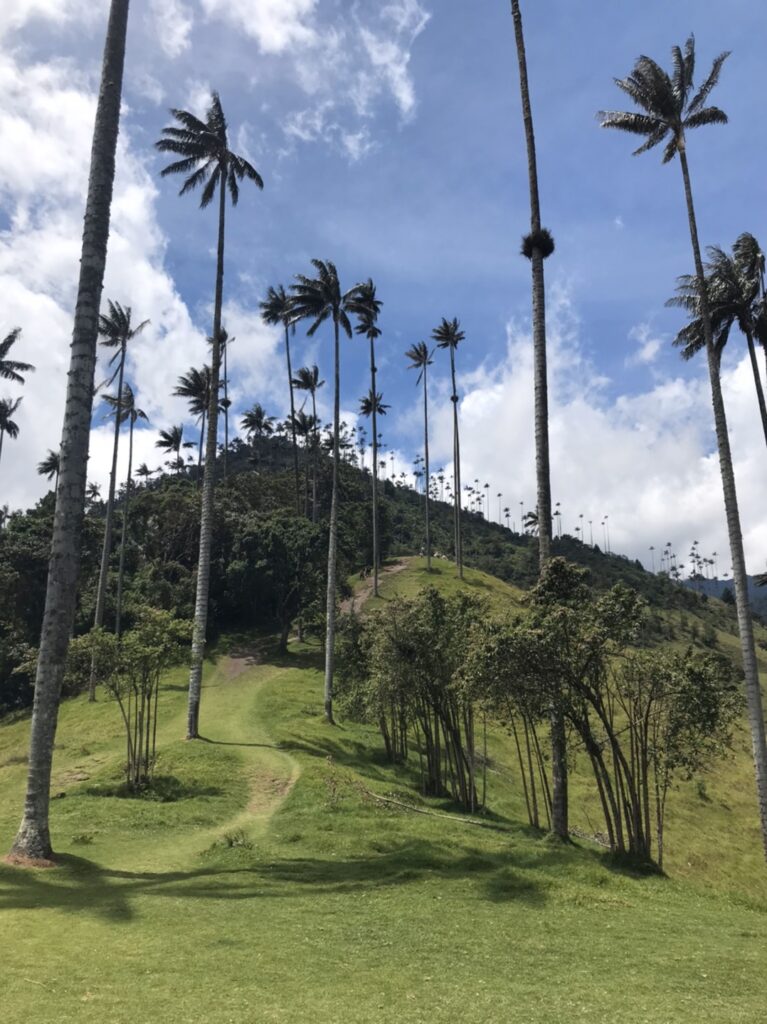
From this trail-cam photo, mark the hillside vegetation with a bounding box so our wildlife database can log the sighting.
[2,558,766,1023]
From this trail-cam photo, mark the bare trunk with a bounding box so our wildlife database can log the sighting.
[449,348,463,578]
[370,336,379,595]
[222,342,228,481]
[510,0,566,840]
[679,144,767,859]
[115,413,134,637]
[88,337,126,700]
[186,166,226,740]
[10,0,130,861]
[423,361,431,571]
[285,324,301,513]
[323,318,341,724]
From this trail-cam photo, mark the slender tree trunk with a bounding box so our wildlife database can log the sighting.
[115,413,134,637]
[284,324,301,514]
[510,0,566,840]
[423,361,431,571]
[222,341,228,481]
[745,330,767,449]
[197,408,205,484]
[10,0,130,862]
[186,167,226,740]
[370,336,379,594]
[311,391,318,523]
[0,430,4,466]
[449,348,463,578]
[88,338,126,700]
[323,318,342,724]
[677,145,767,857]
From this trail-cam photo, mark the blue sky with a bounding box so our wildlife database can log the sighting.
[1,0,766,573]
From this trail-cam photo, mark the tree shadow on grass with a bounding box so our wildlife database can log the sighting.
[0,837,551,922]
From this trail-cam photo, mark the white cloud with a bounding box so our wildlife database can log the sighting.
[424,285,767,576]
[0,0,95,39]
[626,322,663,366]
[148,0,194,59]
[199,0,317,53]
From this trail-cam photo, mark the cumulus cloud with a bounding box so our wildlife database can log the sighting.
[199,0,318,53]
[626,323,663,367]
[148,0,194,59]
[422,285,767,575]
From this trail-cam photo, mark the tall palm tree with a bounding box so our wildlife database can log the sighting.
[88,300,148,700]
[292,365,324,522]
[11,0,131,863]
[241,403,275,439]
[355,281,384,594]
[406,341,434,571]
[600,37,767,859]
[157,91,263,741]
[0,396,22,466]
[155,424,188,473]
[290,259,372,723]
[103,384,147,637]
[509,0,566,841]
[668,233,767,449]
[134,462,156,484]
[37,449,61,492]
[432,317,465,578]
[291,408,319,514]
[261,285,301,513]
[174,365,217,476]
[0,328,34,383]
[358,388,390,578]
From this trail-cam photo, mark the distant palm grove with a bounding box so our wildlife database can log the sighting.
[2,0,767,886]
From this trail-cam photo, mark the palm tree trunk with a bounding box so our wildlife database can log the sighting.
[222,342,228,481]
[10,0,130,862]
[0,429,4,466]
[423,362,431,572]
[311,391,318,523]
[370,336,380,595]
[285,324,301,514]
[323,318,341,724]
[186,166,226,740]
[197,408,205,483]
[115,413,134,637]
[679,143,767,858]
[510,0,566,841]
[449,348,463,578]
[88,338,125,701]
[745,330,767,449]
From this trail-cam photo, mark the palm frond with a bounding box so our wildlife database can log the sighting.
[688,51,730,114]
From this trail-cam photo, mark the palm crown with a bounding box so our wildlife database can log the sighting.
[260,285,295,329]
[156,425,186,456]
[98,300,149,369]
[155,92,264,207]
[668,234,765,362]
[599,35,729,163]
[104,384,148,426]
[431,317,465,352]
[0,328,34,384]
[292,365,324,396]
[359,390,389,418]
[291,259,371,337]
[0,396,22,438]
[174,365,218,419]
[354,279,383,342]
[241,403,275,438]
[37,449,60,480]
[406,341,433,384]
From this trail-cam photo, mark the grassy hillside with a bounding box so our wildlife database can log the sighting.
[1,558,767,1023]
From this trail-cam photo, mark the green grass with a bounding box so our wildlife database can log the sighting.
[1,566,767,1022]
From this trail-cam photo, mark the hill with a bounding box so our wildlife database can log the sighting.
[2,559,767,1023]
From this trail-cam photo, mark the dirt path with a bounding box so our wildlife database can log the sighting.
[340,559,409,615]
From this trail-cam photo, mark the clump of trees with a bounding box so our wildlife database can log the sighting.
[339,560,741,865]
[70,610,190,790]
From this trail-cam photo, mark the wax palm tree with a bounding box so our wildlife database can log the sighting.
[156,90,263,740]
[156,424,189,474]
[290,259,372,723]
[432,317,465,578]
[509,0,566,840]
[0,396,22,466]
[292,365,324,522]
[12,0,131,862]
[261,285,301,512]
[406,341,434,571]
[135,462,156,484]
[0,328,34,383]
[174,365,219,477]
[88,300,149,700]
[600,37,767,858]
[241,403,275,439]
[103,385,147,636]
[668,233,767,449]
[291,409,319,514]
[355,281,384,593]
[37,449,61,492]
